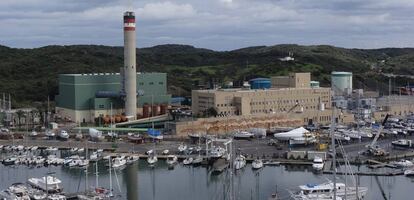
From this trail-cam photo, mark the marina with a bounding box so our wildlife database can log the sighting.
[0,155,413,199]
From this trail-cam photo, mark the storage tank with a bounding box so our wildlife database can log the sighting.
[152,104,159,116]
[143,104,150,118]
[160,104,168,115]
[248,78,271,89]
[331,72,352,96]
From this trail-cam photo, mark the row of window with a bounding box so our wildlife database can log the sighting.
[249,98,326,106]
[138,82,164,86]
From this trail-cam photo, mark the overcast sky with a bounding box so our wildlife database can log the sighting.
[0,0,413,50]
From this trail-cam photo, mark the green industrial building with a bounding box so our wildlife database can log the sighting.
[55,72,171,123]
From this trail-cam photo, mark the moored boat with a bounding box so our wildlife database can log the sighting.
[252,158,263,170]
[27,176,63,193]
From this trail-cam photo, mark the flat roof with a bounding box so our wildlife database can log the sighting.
[195,87,330,93]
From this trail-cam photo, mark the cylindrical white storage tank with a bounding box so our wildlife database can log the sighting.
[331,72,352,96]
[319,103,325,111]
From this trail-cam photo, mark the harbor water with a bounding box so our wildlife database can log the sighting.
[0,159,413,200]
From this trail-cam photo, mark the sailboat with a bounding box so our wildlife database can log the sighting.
[147,151,158,166]
[292,107,368,200]
[233,154,246,170]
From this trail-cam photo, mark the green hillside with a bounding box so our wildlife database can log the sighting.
[0,44,414,107]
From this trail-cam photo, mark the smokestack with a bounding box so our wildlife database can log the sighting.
[123,11,137,119]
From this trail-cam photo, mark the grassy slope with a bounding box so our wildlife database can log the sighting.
[0,44,413,107]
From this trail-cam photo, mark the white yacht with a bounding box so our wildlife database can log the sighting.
[391,139,412,148]
[7,183,31,200]
[183,157,193,165]
[166,155,178,166]
[233,155,246,170]
[252,158,263,170]
[27,176,63,193]
[233,130,255,139]
[404,167,414,176]
[112,157,127,169]
[292,181,367,200]
[312,157,324,171]
[391,159,413,168]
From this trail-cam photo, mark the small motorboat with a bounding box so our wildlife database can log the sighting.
[89,152,99,161]
[30,146,38,151]
[145,149,154,155]
[70,148,78,153]
[45,147,58,152]
[210,146,226,158]
[58,130,69,141]
[252,158,263,170]
[126,156,139,164]
[29,131,38,138]
[75,133,83,141]
[178,144,187,153]
[233,155,246,170]
[162,149,169,155]
[3,156,17,165]
[312,156,324,171]
[16,145,25,151]
[183,157,193,165]
[233,130,255,139]
[192,155,203,166]
[77,148,85,153]
[147,155,158,166]
[166,155,178,166]
[112,157,126,169]
[45,130,55,139]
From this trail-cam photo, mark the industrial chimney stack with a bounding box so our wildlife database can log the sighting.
[123,11,137,119]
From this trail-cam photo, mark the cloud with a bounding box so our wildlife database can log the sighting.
[136,2,196,20]
[0,0,413,50]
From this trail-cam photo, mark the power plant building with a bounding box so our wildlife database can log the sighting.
[55,73,171,123]
[190,73,353,125]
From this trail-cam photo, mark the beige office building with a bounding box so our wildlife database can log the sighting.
[191,73,339,125]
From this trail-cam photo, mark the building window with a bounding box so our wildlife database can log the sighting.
[139,82,144,85]
[149,82,154,85]
[98,105,104,109]
[159,82,164,85]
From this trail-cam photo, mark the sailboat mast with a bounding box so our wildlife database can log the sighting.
[95,162,99,188]
[330,105,337,200]
[109,157,113,196]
